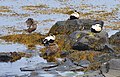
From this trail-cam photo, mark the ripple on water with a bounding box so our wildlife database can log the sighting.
[0,55,47,76]
[0,40,27,52]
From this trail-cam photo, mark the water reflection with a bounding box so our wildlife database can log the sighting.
[0,55,47,76]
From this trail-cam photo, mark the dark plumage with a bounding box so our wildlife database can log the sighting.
[25,18,37,33]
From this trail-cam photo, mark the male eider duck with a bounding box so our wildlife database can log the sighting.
[91,23,102,33]
[25,18,37,33]
[69,10,80,20]
[42,34,55,46]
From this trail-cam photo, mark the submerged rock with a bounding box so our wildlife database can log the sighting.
[49,19,104,35]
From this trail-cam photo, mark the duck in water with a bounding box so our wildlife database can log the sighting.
[25,18,37,33]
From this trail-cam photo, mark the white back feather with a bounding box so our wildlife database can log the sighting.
[71,12,79,18]
[91,24,102,31]
[45,35,55,41]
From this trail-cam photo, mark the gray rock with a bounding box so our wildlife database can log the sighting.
[44,43,59,56]
[100,59,120,77]
[20,62,58,71]
[49,19,104,35]
[20,66,36,71]
[77,70,105,77]
[109,31,120,46]
[109,31,120,52]
[78,60,91,67]
[109,59,120,70]
[69,30,110,51]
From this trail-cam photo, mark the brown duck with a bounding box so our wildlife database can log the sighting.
[25,18,37,33]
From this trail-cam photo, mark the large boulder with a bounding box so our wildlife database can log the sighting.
[69,30,113,51]
[49,19,104,35]
[109,31,120,52]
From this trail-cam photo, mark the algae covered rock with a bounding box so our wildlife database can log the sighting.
[109,31,120,52]
[69,30,109,51]
[49,19,104,35]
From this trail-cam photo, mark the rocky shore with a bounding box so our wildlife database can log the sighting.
[0,19,120,77]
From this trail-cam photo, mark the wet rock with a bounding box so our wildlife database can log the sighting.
[109,59,120,70]
[79,71,106,77]
[47,70,59,74]
[45,43,59,56]
[20,67,36,71]
[94,53,116,63]
[100,59,120,77]
[0,54,12,62]
[78,60,91,67]
[49,19,104,35]
[55,58,65,65]
[29,71,39,77]
[109,31,120,46]
[60,51,70,57]
[109,31,120,51]
[69,30,113,51]
[0,52,25,62]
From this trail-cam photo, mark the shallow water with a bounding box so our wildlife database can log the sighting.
[0,0,120,76]
[0,55,47,76]
[0,40,27,52]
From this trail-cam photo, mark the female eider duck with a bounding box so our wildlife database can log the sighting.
[25,18,37,33]
[91,23,102,33]
[42,34,55,46]
[69,10,80,20]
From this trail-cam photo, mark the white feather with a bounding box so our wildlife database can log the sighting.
[71,12,79,18]
[91,24,102,32]
[44,35,55,41]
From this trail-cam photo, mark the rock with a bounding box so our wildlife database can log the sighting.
[44,43,59,56]
[100,59,120,77]
[0,54,12,62]
[49,19,104,35]
[78,60,91,67]
[109,31,120,52]
[60,51,70,57]
[0,52,25,62]
[20,67,35,71]
[94,53,116,63]
[20,62,58,71]
[109,31,120,46]
[109,59,120,70]
[69,30,111,51]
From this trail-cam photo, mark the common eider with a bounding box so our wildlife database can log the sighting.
[42,34,55,46]
[91,24,102,33]
[25,18,37,33]
[69,10,80,20]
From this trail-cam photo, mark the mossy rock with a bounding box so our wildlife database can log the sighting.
[109,31,120,52]
[69,30,109,51]
[49,19,104,35]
